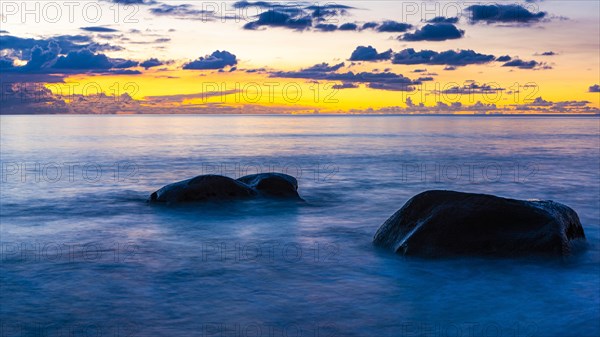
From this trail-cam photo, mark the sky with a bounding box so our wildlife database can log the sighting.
[1,0,599,114]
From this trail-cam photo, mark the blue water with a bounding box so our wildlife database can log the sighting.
[1,115,598,337]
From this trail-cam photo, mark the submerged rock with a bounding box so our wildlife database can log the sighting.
[149,173,302,203]
[237,173,301,199]
[373,190,586,257]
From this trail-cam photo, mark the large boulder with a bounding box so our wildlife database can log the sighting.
[373,190,586,257]
[149,173,302,203]
[237,173,302,199]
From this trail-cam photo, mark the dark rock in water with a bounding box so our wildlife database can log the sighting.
[149,173,302,203]
[237,173,302,199]
[150,175,255,203]
[373,190,586,257]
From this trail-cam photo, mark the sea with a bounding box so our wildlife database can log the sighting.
[1,115,599,337]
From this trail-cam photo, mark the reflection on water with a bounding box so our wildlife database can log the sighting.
[1,115,599,336]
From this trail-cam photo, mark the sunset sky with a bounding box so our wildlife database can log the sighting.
[1,0,599,114]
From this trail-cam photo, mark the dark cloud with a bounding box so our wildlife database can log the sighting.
[98,69,142,75]
[338,23,358,31]
[112,59,139,68]
[362,22,379,30]
[444,66,457,71]
[349,46,392,61]
[496,55,512,62]
[332,83,359,89]
[427,16,459,24]
[0,30,8,34]
[303,62,345,72]
[243,10,312,30]
[417,76,434,82]
[435,83,505,95]
[0,57,14,69]
[149,4,212,17]
[183,50,238,70]
[232,1,279,9]
[377,21,412,32]
[2,41,138,74]
[271,62,419,91]
[239,3,354,31]
[140,58,164,69]
[307,4,354,19]
[511,97,599,113]
[502,59,539,69]
[589,85,600,93]
[392,48,495,66]
[53,49,114,69]
[540,51,556,56]
[22,42,60,70]
[466,5,546,23]
[80,27,119,33]
[315,24,337,32]
[0,35,121,61]
[111,0,155,4]
[401,23,464,41]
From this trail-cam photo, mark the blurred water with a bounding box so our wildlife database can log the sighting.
[1,115,599,337]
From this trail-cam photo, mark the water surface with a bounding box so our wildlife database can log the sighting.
[1,115,599,336]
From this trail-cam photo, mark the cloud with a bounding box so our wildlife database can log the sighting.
[349,46,392,61]
[338,23,358,31]
[434,82,506,95]
[315,24,337,32]
[232,1,281,9]
[112,59,139,68]
[183,50,237,70]
[53,49,114,69]
[2,41,139,74]
[376,21,413,32]
[539,51,556,56]
[392,48,495,66]
[466,5,546,23]
[307,4,354,19]
[98,69,142,75]
[303,62,345,72]
[511,97,599,113]
[0,57,14,69]
[21,42,61,70]
[149,4,212,18]
[271,62,420,91]
[496,55,512,62]
[401,23,464,41]
[80,26,119,33]
[444,66,457,71]
[502,59,539,69]
[589,85,600,93]
[0,35,121,59]
[332,83,359,89]
[427,16,459,24]
[111,0,155,4]
[243,10,312,30]
[351,96,599,115]
[140,58,164,69]
[362,22,379,29]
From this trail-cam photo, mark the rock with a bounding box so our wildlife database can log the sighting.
[373,190,586,257]
[237,173,302,199]
[150,175,255,203]
[149,173,303,203]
